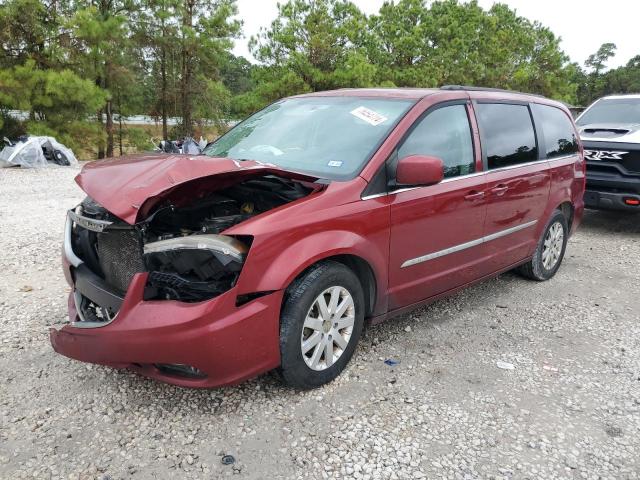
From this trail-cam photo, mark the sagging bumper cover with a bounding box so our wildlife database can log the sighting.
[50,275,283,387]
[52,212,283,388]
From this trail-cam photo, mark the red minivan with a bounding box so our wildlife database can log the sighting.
[51,87,585,389]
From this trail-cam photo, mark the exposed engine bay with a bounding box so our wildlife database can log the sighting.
[71,175,313,312]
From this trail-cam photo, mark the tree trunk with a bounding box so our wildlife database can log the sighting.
[181,59,192,137]
[161,45,168,140]
[119,116,123,156]
[96,72,105,159]
[105,99,114,158]
[117,90,123,156]
[104,61,114,158]
[97,109,105,159]
[180,0,195,137]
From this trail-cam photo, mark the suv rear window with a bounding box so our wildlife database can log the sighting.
[476,103,538,169]
[532,104,579,159]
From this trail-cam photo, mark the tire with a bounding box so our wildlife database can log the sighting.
[278,261,365,389]
[517,210,569,281]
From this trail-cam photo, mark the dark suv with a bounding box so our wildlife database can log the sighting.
[576,94,640,211]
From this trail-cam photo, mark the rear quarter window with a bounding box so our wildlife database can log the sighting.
[532,104,579,158]
[475,103,538,169]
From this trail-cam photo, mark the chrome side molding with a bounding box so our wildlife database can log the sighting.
[401,220,537,268]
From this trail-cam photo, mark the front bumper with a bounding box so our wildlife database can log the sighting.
[582,143,640,211]
[584,190,640,212]
[585,170,640,212]
[52,211,283,388]
[51,274,283,387]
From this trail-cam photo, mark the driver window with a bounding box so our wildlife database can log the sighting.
[397,104,475,179]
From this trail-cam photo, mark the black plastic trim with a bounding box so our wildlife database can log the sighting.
[584,190,640,212]
[361,163,389,197]
[74,264,124,313]
[586,170,640,193]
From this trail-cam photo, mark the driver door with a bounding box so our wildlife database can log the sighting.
[388,102,489,309]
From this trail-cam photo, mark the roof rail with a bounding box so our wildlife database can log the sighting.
[440,85,545,98]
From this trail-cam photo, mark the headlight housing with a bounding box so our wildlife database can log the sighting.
[143,234,249,302]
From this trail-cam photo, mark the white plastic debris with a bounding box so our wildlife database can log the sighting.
[496,361,516,370]
[0,138,47,168]
[0,136,78,168]
[182,137,201,155]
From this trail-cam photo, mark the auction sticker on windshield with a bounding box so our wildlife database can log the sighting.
[350,106,388,126]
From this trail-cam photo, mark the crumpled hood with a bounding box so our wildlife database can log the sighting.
[76,153,317,224]
[579,123,640,143]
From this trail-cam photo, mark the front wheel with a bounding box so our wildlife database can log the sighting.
[517,210,569,281]
[279,261,365,389]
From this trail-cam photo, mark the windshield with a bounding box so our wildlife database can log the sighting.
[204,96,415,180]
[577,98,640,126]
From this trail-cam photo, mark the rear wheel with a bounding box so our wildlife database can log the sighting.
[518,210,568,281]
[279,261,365,389]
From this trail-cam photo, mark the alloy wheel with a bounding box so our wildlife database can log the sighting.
[542,221,564,270]
[300,286,355,371]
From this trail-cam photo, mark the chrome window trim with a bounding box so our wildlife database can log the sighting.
[401,220,537,268]
[360,153,579,200]
[487,153,579,173]
[487,159,542,172]
[441,171,486,183]
[361,171,487,200]
[361,187,418,201]
[547,153,579,162]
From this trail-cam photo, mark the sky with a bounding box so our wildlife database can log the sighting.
[232,0,638,70]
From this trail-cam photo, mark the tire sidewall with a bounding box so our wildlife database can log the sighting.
[532,211,568,280]
[279,262,365,389]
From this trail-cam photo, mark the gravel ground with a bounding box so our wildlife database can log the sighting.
[0,166,639,480]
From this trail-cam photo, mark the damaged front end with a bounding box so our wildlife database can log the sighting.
[66,174,314,325]
[144,235,247,302]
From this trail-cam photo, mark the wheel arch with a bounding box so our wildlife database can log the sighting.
[237,230,388,318]
[284,254,378,319]
[557,201,575,230]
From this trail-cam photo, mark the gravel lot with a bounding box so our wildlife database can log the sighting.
[0,166,639,480]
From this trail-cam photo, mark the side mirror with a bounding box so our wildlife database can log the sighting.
[396,154,444,186]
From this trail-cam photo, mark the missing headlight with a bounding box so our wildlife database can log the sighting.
[143,235,248,302]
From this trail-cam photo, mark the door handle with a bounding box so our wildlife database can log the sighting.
[491,185,509,196]
[464,190,485,201]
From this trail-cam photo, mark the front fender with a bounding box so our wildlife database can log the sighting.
[236,230,389,316]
